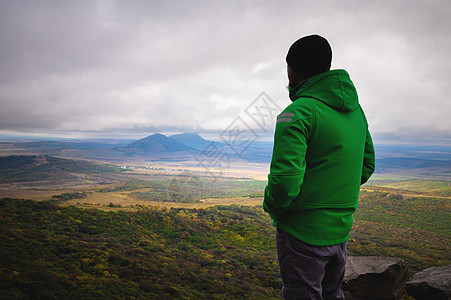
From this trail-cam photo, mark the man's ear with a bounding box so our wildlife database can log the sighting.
[287,65,304,88]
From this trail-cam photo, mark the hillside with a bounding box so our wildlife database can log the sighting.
[0,191,449,299]
[0,200,280,299]
[0,155,121,183]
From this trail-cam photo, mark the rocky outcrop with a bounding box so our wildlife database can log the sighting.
[406,265,451,300]
[342,256,409,300]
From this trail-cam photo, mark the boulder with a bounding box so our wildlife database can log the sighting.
[405,265,451,300]
[342,256,409,300]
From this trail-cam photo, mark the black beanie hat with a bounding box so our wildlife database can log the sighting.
[286,34,332,78]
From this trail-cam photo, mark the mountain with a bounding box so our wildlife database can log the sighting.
[115,133,199,158]
[2,134,450,174]
[170,133,274,162]
[170,133,214,150]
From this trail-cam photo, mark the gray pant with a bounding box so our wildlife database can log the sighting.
[276,228,347,300]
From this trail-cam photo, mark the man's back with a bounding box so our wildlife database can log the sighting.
[264,69,374,245]
[264,34,375,300]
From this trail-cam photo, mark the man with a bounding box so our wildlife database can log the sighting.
[263,34,375,299]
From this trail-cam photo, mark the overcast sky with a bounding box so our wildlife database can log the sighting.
[0,0,450,143]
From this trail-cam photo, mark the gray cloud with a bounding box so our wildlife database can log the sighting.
[0,0,450,141]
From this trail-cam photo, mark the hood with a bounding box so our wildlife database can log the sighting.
[289,69,359,112]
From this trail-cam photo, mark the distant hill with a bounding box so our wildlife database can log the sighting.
[169,133,273,162]
[0,155,120,183]
[0,140,132,157]
[15,140,130,151]
[170,133,215,150]
[371,144,451,179]
[114,133,199,159]
[1,134,450,174]
[0,133,272,162]
[19,140,126,149]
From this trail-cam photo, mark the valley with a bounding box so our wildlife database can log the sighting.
[0,133,450,299]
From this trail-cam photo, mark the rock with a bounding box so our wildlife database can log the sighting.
[342,256,409,300]
[405,265,451,300]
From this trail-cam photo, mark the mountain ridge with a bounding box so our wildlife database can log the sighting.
[1,133,450,174]
[114,133,199,157]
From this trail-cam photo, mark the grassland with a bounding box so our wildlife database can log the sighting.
[367,178,451,196]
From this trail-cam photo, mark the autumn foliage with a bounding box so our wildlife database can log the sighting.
[0,186,449,299]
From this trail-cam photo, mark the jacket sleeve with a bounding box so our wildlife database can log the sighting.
[361,126,375,184]
[263,113,312,221]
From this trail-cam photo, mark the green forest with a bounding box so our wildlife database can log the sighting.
[1,187,450,299]
[1,199,279,299]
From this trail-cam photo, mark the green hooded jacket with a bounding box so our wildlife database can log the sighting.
[263,69,375,246]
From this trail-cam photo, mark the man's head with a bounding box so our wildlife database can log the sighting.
[286,34,332,88]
